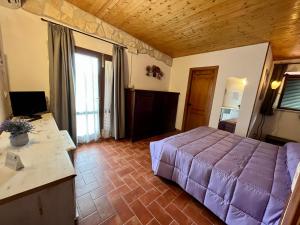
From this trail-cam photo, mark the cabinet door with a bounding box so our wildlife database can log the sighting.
[40,179,75,225]
[0,194,43,225]
[152,92,179,135]
[162,93,179,132]
[152,92,165,135]
[0,179,75,225]
[132,91,155,140]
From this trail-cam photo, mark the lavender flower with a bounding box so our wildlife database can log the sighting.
[0,120,34,137]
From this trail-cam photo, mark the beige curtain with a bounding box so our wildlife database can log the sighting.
[48,23,77,143]
[102,60,113,138]
[111,45,125,139]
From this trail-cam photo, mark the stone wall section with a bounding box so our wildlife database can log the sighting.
[22,0,173,66]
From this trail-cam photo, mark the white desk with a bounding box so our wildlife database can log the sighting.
[0,113,76,225]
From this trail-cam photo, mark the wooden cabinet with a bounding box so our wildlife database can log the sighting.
[0,114,76,225]
[0,180,75,225]
[218,119,237,133]
[265,135,296,146]
[125,89,179,141]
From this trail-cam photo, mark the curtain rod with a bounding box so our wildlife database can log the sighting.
[41,18,128,49]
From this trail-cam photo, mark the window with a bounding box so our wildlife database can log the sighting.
[75,49,101,143]
[74,47,112,143]
[278,75,300,111]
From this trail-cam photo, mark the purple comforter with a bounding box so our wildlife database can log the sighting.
[150,127,294,225]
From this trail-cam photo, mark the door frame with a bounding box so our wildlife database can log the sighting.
[182,66,219,131]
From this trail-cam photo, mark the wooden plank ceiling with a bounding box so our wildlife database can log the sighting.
[66,0,300,59]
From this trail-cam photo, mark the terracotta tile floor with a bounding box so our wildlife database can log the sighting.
[75,136,225,225]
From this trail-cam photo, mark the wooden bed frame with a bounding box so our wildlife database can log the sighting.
[280,166,300,225]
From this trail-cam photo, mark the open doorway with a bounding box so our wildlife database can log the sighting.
[218,77,247,133]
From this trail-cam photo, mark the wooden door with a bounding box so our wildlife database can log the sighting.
[183,66,218,131]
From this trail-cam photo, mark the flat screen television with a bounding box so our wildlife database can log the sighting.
[9,91,47,117]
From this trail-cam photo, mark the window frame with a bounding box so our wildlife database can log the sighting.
[278,74,300,112]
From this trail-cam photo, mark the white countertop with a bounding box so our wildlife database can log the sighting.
[0,113,76,202]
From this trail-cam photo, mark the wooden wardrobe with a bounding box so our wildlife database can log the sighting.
[125,89,179,141]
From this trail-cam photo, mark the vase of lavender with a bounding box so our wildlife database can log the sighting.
[0,120,34,147]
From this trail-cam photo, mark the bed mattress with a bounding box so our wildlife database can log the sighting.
[150,127,295,225]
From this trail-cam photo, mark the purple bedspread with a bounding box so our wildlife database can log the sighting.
[150,127,292,225]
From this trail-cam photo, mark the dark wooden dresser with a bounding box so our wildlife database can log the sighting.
[125,89,179,141]
[218,119,237,133]
[264,135,296,146]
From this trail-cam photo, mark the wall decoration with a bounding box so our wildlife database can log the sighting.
[146,65,164,80]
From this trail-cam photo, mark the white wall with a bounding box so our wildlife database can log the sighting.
[248,45,273,137]
[128,53,171,91]
[73,32,112,56]
[263,110,300,142]
[169,43,269,136]
[0,7,171,106]
[0,7,49,97]
[286,63,300,72]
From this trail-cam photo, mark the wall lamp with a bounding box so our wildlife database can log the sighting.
[271,80,281,90]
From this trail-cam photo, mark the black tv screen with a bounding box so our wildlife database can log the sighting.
[9,91,47,116]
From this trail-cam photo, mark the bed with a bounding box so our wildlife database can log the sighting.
[150,127,300,225]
